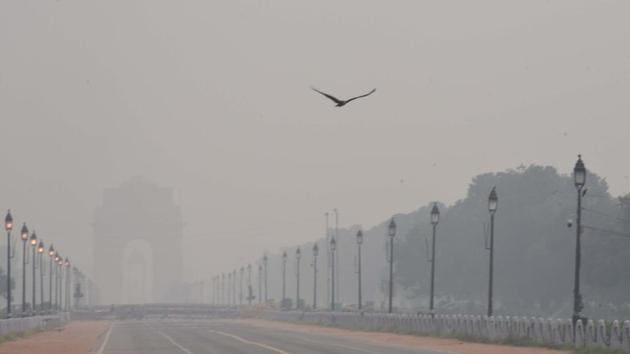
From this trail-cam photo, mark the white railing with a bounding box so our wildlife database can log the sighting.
[257,311,630,349]
[0,313,69,337]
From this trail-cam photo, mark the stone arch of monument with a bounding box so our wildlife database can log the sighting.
[93,177,183,304]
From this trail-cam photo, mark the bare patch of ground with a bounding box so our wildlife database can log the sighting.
[237,319,570,354]
[0,321,109,354]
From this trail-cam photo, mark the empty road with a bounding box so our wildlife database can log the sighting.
[97,319,443,354]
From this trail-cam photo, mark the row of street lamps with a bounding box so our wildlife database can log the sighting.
[210,155,586,321]
[4,210,75,318]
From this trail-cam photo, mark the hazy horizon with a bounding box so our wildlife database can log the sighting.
[1,0,629,283]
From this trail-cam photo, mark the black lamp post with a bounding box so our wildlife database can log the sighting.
[487,187,498,317]
[239,267,244,306]
[29,231,37,315]
[54,252,60,311]
[4,210,13,318]
[387,218,396,313]
[233,269,238,306]
[429,203,440,314]
[48,245,54,312]
[257,264,262,304]
[19,223,30,315]
[295,247,301,310]
[20,223,29,315]
[228,272,232,306]
[312,244,318,309]
[263,254,268,303]
[247,264,252,305]
[573,155,586,328]
[356,230,363,310]
[330,237,336,311]
[233,269,237,305]
[37,241,44,314]
[64,257,70,311]
[282,251,287,307]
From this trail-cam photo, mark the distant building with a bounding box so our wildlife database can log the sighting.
[93,177,183,304]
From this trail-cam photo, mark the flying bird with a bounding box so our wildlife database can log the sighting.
[311,87,376,107]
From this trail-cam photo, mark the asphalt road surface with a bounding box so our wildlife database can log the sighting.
[97,319,444,354]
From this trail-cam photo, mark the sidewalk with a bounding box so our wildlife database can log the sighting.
[0,321,109,354]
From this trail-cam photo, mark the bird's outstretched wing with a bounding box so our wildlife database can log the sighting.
[344,89,376,104]
[311,87,344,105]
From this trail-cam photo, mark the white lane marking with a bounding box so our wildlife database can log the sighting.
[96,323,113,354]
[157,330,194,354]
[209,329,293,354]
[291,334,379,354]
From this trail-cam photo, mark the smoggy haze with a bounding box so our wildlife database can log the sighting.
[0,0,629,281]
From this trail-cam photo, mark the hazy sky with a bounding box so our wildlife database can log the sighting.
[1,1,629,280]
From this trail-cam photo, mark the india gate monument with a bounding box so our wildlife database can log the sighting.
[93,178,183,304]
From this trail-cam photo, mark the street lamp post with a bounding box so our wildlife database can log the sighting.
[55,254,62,311]
[263,254,268,303]
[312,244,318,309]
[282,251,287,308]
[429,203,440,315]
[64,258,70,311]
[48,246,54,312]
[573,155,586,328]
[37,241,44,314]
[20,223,29,315]
[233,269,237,306]
[221,273,228,306]
[387,218,396,314]
[257,264,262,304]
[356,230,363,311]
[30,232,37,315]
[227,273,232,306]
[295,247,301,310]
[487,187,498,317]
[247,264,252,306]
[4,210,13,318]
[239,267,244,305]
[330,237,336,311]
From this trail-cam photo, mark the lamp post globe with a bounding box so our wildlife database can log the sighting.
[431,203,440,225]
[5,210,13,231]
[20,223,28,241]
[574,154,586,188]
[388,218,396,238]
[488,187,498,214]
